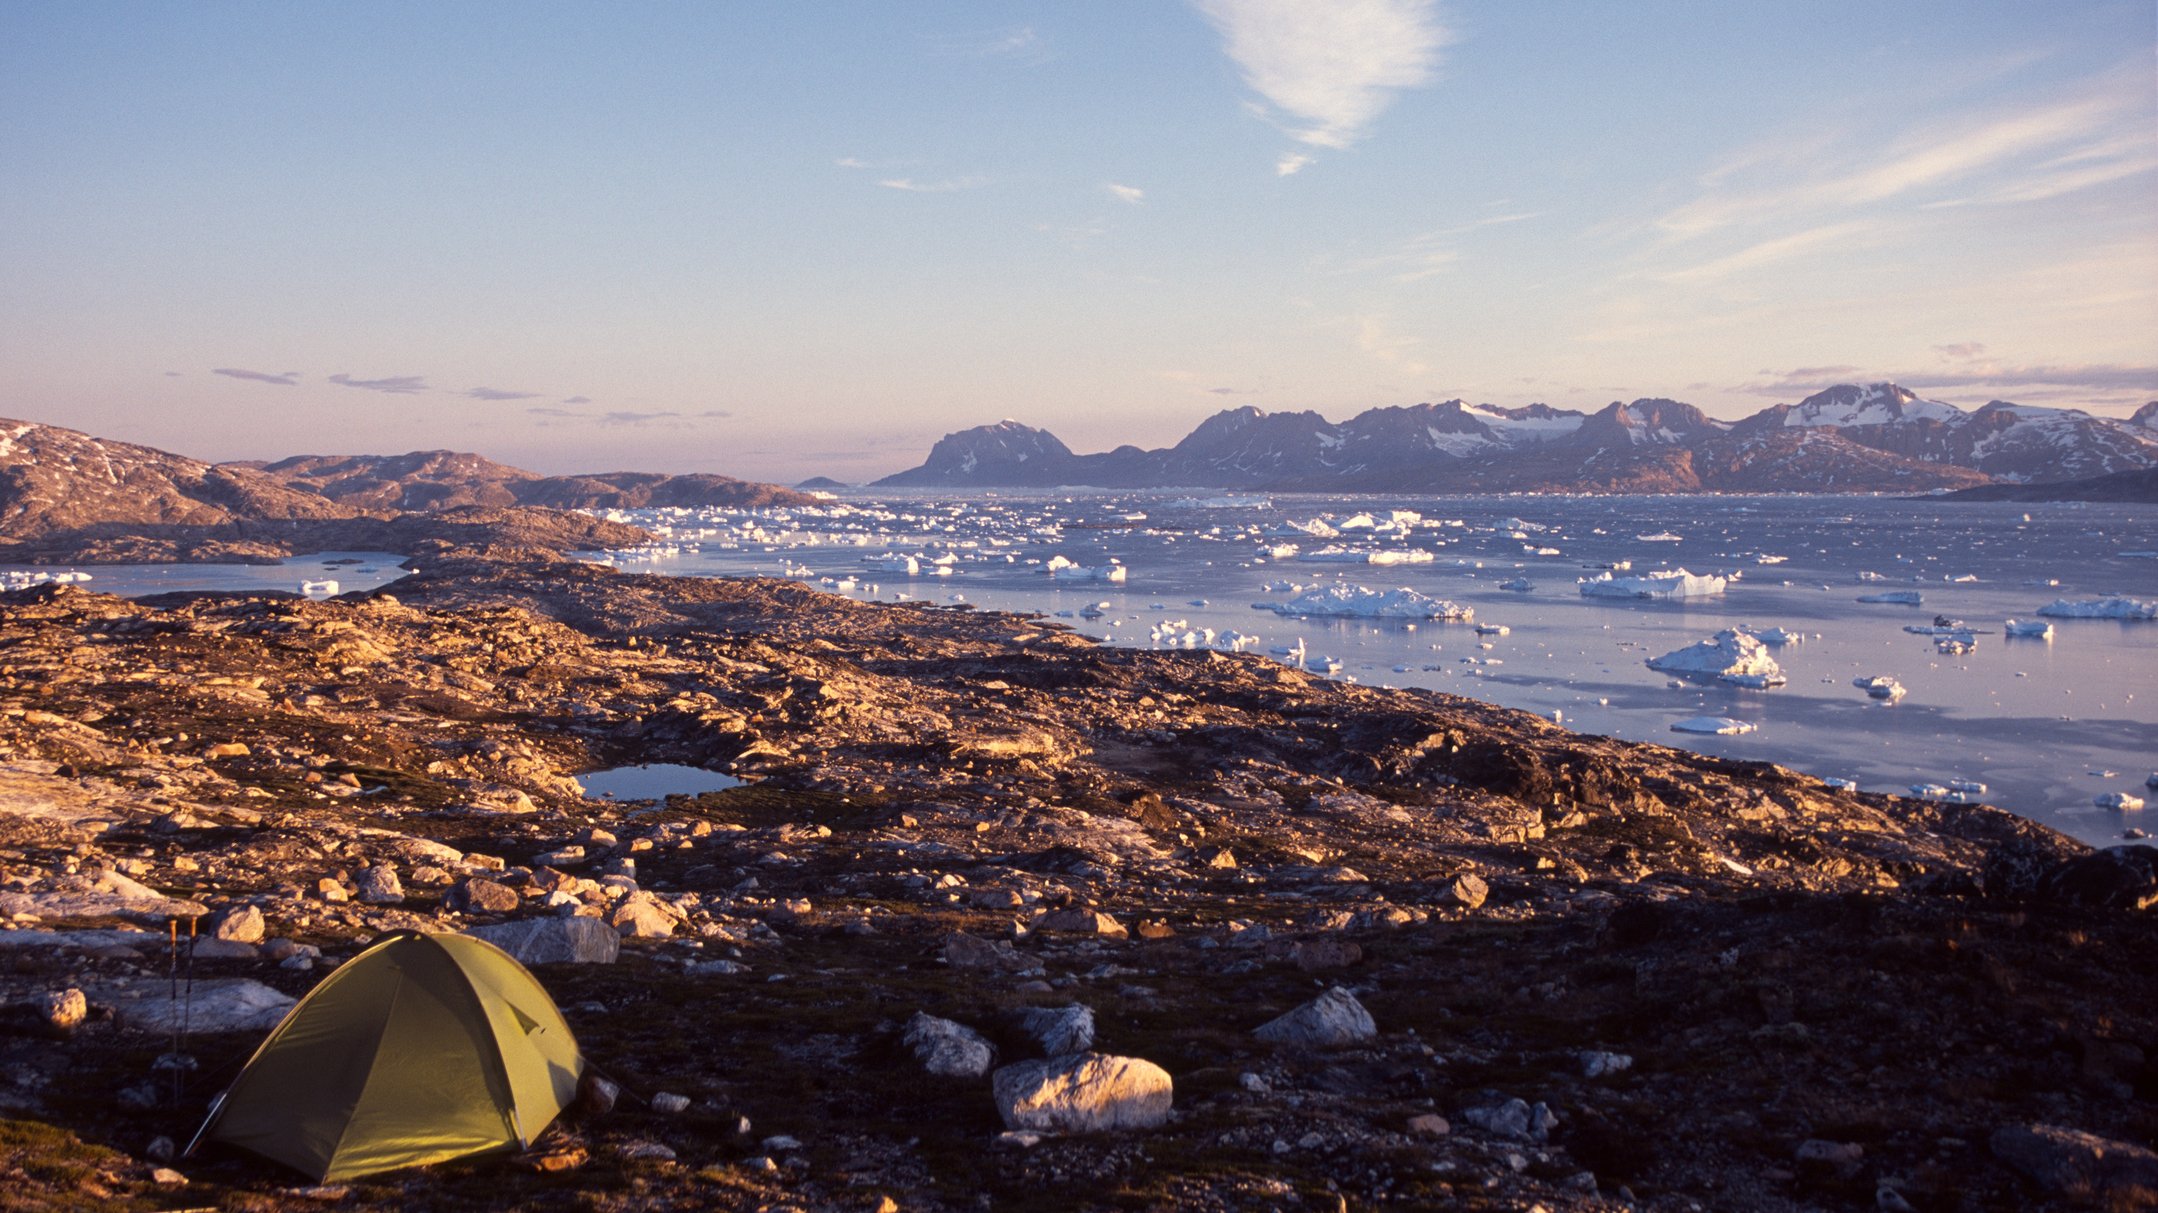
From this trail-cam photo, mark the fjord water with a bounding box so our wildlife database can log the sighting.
[598,493,2156,847]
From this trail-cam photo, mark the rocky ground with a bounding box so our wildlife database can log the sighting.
[0,551,2151,1212]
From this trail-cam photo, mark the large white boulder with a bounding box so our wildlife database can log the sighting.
[992,1053,1173,1132]
[466,916,621,964]
[1253,986,1377,1047]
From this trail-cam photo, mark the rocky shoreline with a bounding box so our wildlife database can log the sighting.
[0,551,2151,1210]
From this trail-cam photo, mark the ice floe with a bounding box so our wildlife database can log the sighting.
[1045,556,1127,583]
[2004,619,2054,638]
[1578,568,1726,600]
[1670,716,1756,735]
[1646,629,1787,688]
[2095,792,2145,811]
[298,579,339,597]
[1257,585,1473,621]
[1497,577,1535,592]
[2036,596,2157,620]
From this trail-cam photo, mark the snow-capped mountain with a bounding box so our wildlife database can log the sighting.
[878,383,2157,492]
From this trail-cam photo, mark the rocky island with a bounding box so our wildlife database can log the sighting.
[1,547,2152,1210]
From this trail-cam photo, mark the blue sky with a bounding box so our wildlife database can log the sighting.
[2,1,2152,481]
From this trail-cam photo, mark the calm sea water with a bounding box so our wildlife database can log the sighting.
[597,492,2158,847]
[9,497,2153,845]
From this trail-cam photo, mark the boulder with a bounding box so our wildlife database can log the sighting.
[943,931,1029,971]
[1014,1004,1095,1056]
[1035,909,1128,939]
[608,898,677,939]
[109,978,295,1034]
[903,1013,996,1078]
[1254,987,1376,1048]
[446,877,522,915]
[205,903,266,944]
[41,988,87,1032]
[1991,1124,2158,1202]
[354,866,405,905]
[992,1053,1173,1133]
[2035,846,2158,911]
[1443,873,1489,910]
[466,916,621,965]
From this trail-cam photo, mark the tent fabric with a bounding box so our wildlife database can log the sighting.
[189,930,584,1181]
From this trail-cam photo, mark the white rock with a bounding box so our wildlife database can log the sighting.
[992,1053,1174,1133]
[903,1013,996,1078]
[466,916,621,964]
[1015,1004,1096,1056]
[1253,986,1376,1047]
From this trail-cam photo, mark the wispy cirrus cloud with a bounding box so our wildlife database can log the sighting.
[1656,64,2153,240]
[525,406,732,428]
[328,373,428,394]
[1103,182,1144,205]
[1339,211,1541,282]
[1657,220,1880,283]
[1742,362,2158,403]
[213,367,298,386]
[877,175,987,193]
[925,25,1047,64]
[1195,0,1449,171]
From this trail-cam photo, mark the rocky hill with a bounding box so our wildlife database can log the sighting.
[878,384,2157,493]
[1936,465,2158,503]
[238,450,815,512]
[0,419,651,563]
[0,556,2148,1210]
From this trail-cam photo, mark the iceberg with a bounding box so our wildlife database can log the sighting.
[1853,675,1906,701]
[1497,577,1535,592]
[1857,591,1923,605]
[2036,596,2157,620]
[1578,568,1726,600]
[1258,585,1473,621]
[1474,623,1510,636]
[2095,792,2145,811]
[1298,546,1434,565]
[1646,629,1786,688]
[1746,626,1805,647]
[1670,716,1756,735]
[298,579,340,596]
[1046,556,1127,583]
[2003,619,2053,638]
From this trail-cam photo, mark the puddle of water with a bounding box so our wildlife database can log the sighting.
[578,763,744,800]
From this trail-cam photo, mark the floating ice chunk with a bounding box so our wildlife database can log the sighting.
[1498,517,1546,533]
[2095,792,2145,811]
[1754,554,1787,565]
[1497,577,1535,592]
[866,553,920,574]
[1335,513,1378,531]
[1636,532,1683,542]
[1474,623,1510,636]
[1260,543,1300,561]
[1857,591,1923,605]
[2004,619,2053,639]
[1671,716,1756,735]
[1821,776,1859,791]
[1579,569,1726,600]
[1856,571,1888,582]
[1047,557,1127,583]
[1908,783,1951,799]
[1297,546,1433,565]
[2036,596,2157,620]
[1745,626,1805,647]
[1853,675,1906,701]
[1259,585,1473,621]
[1934,634,1976,655]
[2147,772,2158,790]
[298,579,339,596]
[1648,629,1787,688]
[1946,779,1988,796]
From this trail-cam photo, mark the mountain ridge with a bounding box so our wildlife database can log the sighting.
[877,383,2158,492]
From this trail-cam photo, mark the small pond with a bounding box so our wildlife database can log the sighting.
[578,763,744,800]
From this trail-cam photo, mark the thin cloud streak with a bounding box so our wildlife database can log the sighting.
[876,176,988,193]
[465,386,542,401]
[1103,182,1145,205]
[328,373,428,394]
[212,367,297,386]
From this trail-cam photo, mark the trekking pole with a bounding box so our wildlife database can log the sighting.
[181,916,197,1072]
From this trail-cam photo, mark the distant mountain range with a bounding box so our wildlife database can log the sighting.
[877,385,2158,493]
[0,418,808,563]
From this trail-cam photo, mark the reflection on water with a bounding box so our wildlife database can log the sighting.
[579,763,744,800]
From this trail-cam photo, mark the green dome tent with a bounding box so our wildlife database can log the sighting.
[188,930,584,1181]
